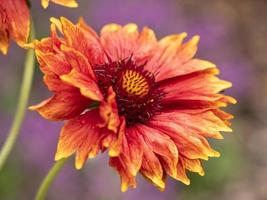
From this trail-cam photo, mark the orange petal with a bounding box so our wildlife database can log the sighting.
[109,157,137,192]
[161,68,232,103]
[157,59,217,82]
[116,127,144,176]
[29,90,90,120]
[61,45,96,79]
[60,69,103,101]
[41,0,78,9]
[183,157,205,176]
[139,137,165,190]
[150,117,220,160]
[0,0,30,54]
[176,158,190,185]
[100,23,139,60]
[144,33,187,79]
[133,27,157,65]
[59,17,106,65]
[137,124,178,179]
[35,50,71,75]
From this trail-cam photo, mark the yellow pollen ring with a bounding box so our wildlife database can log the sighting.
[122,70,149,97]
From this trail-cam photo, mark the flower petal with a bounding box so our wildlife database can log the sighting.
[136,124,178,179]
[138,135,165,190]
[150,113,221,160]
[100,23,139,60]
[55,110,105,169]
[160,68,232,102]
[29,90,90,120]
[43,73,74,92]
[145,35,204,81]
[58,17,106,64]
[60,45,96,80]
[109,157,137,192]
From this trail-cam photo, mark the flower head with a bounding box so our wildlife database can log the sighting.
[0,0,78,54]
[29,17,236,191]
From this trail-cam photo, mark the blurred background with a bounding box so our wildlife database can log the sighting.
[0,0,266,199]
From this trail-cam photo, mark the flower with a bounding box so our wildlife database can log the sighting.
[29,17,236,191]
[0,0,78,55]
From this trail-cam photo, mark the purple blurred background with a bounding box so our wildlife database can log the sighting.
[0,0,266,199]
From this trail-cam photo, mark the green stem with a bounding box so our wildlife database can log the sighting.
[0,20,36,170]
[35,158,69,200]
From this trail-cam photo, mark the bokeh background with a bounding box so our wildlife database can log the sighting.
[0,0,266,199]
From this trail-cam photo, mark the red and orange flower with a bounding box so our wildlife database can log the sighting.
[0,0,78,54]
[29,17,236,191]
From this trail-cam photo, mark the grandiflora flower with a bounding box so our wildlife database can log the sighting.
[29,17,236,191]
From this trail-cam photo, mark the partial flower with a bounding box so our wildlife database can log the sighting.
[28,17,236,191]
[0,0,78,55]
[0,0,30,54]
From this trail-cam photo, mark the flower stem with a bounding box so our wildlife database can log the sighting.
[35,158,69,200]
[0,20,36,170]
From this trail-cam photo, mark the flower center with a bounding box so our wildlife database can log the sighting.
[93,57,164,126]
[121,69,149,97]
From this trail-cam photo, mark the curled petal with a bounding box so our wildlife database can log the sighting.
[102,117,125,157]
[99,87,120,133]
